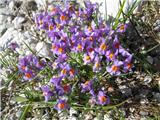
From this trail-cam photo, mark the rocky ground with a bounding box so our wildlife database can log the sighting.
[0,0,160,120]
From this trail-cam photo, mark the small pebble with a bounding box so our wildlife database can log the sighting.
[129,107,135,113]
[16,110,22,118]
[139,111,148,116]
[146,56,153,64]
[69,107,78,116]
[84,113,93,120]
[140,98,149,105]
[153,92,160,102]
[143,76,152,85]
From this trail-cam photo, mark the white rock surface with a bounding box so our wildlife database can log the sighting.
[78,0,140,18]
[69,107,78,116]
[119,85,132,96]
[9,0,15,10]
[35,0,46,8]
[143,76,152,85]
[139,111,148,116]
[0,24,7,36]
[153,92,160,102]
[0,15,8,24]
[0,27,17,50]
[36,42,50,58]
[146,56,153,64]
[12,16,26,29]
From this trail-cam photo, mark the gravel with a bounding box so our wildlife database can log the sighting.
[0,0,160,119]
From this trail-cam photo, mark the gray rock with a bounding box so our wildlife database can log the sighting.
[69,116,78,120]
[159,80,160,91]
[9,0,15,10]
[139,89,149,98]
[154,26,160,32]
[94,113,104,120]
[140,98,149,105]
[69,107,78,116]
[146,56,153,64]
[26,0,37,11]
[0,14,7,24]
[16,110,22,118]
[41,114,50,120]
[58,111,68,120]
[84,113,94,120]
[129,107,135,113]
[157,32,160,38]
[139,111,148,116]
[141,16,146,22]
[7,15,14,23]
[0,24,7,37]
[143,76,152,85]
[104,113,112,120]
[140,117,148,120]
[12,16,26,29]
[26,118,32,120]
[0,0,11,7]
[35,0,46,8]
[153,19,160,27]
[119,85,132,97]
[0,76,5,86]
[0,27,17,51]
[153,92,160,102]
[35,42,51,58]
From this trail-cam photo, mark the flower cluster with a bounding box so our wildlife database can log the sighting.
[18,0,133,111]
[81,80,110,106]
[18,55,46,81]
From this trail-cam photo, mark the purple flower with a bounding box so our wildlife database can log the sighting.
[18,55,31,73]
[97,38,108,55]
[117,24,128,33]
[59,13,68,25]
[123,55,133,72]
[81,80,93,92]
[23,70,35,81]
[105,50,118,61]
[89,89,96,97]
[56,54,68,62]
[83,52,94,65]
[84,21,96,36]
[113,35,121,50]
[50,76,63,87]
[49,6,61,16]
[33,58,46,70]
[52,61,60,70]
[47,23,55,32]
[62,84,71,94]
[41,85,54,102]
[106,60,123,75]
[74,42,85,52]
[59,64,70,78]
[69,68,77,78]
[93,56,101,72]
[35,12,49,30]
[9,42,19,50]
[54,99,69,111]
[56,46,65,55]
[55,84,71,95]
[107,29,115,40]
[97,91,110,105]
[89,96,96,105]
[18,60,27,72]
[123,62,132,72]
[119,48,132,57]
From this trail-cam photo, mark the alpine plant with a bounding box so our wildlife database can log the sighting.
[17,0,133,111]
